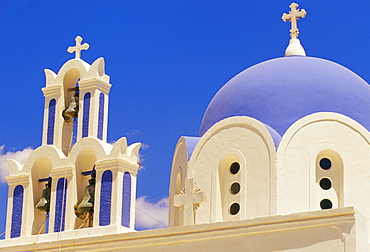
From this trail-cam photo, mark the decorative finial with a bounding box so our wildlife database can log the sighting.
[282,3,307,57]
[67,36,90,59]
[282,3,306,39]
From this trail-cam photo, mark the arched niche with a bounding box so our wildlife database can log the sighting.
[47,99,56,145]
[99,170,112,226]
[31,157,52,235]
[315,150,344,210]
[11,185,24,238]
[218,154,243,221]
[74,149,96,228]
[54,178,68,232]
[173,169,183,227]
[121,171,132,228]
[62,68,81,156]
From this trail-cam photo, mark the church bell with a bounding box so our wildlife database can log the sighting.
[35,178,52,213]
[77,171,96,213]
[62,87,79,122]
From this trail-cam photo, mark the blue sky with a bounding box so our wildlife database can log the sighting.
[1,0,370,235]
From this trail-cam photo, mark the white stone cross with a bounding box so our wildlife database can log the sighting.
[282,3,306,39]
[67,36,90,59]
[174,178,205,226]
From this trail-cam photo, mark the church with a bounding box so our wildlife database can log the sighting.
[1,3,369,251]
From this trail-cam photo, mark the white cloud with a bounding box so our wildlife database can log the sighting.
[138,143,149,170]
[0,146,33,183]
[135,196,168,230]
[126,129,141,137]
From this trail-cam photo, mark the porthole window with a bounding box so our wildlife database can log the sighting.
[320,199,332,209]
[229,203,240,215]
[320,158,331,170]
[319,178,331,190]
[230,162,240,175]
[230,182,240,194]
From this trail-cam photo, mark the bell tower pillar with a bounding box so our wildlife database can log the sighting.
[41,85,63,148]
[78,78,111,142]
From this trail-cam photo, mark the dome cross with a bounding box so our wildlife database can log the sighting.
[282,3,306,39]
[67,36,90,59]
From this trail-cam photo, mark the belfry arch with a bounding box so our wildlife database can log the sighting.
[74,149,97,229]
[31,157,52,235]
[61,68,81,156]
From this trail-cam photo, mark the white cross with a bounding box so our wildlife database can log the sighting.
[67,36,90,59]
[174,178,205,226]
[282,3,306,39]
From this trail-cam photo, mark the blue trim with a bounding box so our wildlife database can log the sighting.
[121,172,131,227]
[47,99,56,145]
[11,185,23,238]
[82,93,91,138]
[97,93,104,140]
[183,136,201,161]
[99,170,112,226]
[54,178,67,232]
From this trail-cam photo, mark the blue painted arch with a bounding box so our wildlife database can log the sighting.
[82,93,91,138]
[97,93,105,140]
[47,99,56,145]
[11,185,24,238]
[121,172,131,227]
[54,178,67,232]
[99,170,112,226]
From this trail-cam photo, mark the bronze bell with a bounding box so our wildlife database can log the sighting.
[77,176,95,213]
[35,179,51,212]
[62,88,79,122]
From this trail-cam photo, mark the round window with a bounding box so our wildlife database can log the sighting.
[230,162,240,175]
[320,199,332,210]
[229,203,240,215]
[320,158,331,170]
[230,182,241,194]
[319,178,331,190]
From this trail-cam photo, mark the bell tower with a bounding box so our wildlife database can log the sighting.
[4,36,141,241]
[41,36,111,156]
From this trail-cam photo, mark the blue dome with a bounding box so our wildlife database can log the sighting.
[199,56,370,136]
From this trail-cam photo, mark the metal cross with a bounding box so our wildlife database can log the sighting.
[282,3,306,39]
[174,178,205,226]
[67,36,90,59]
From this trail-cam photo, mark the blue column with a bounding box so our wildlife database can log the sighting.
[11,185,24,238]
[54,178,67,232]
[47,99,56,145]
[99,170,112,226]
[82,93,91,138]
[97,93,104,140]
[121,172,131,227]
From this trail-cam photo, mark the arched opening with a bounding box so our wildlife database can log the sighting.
[218,155,242,221]
[315,150,343,210]
[62,68,80,156]
[74,149,96,229]
[31,157,52,235]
